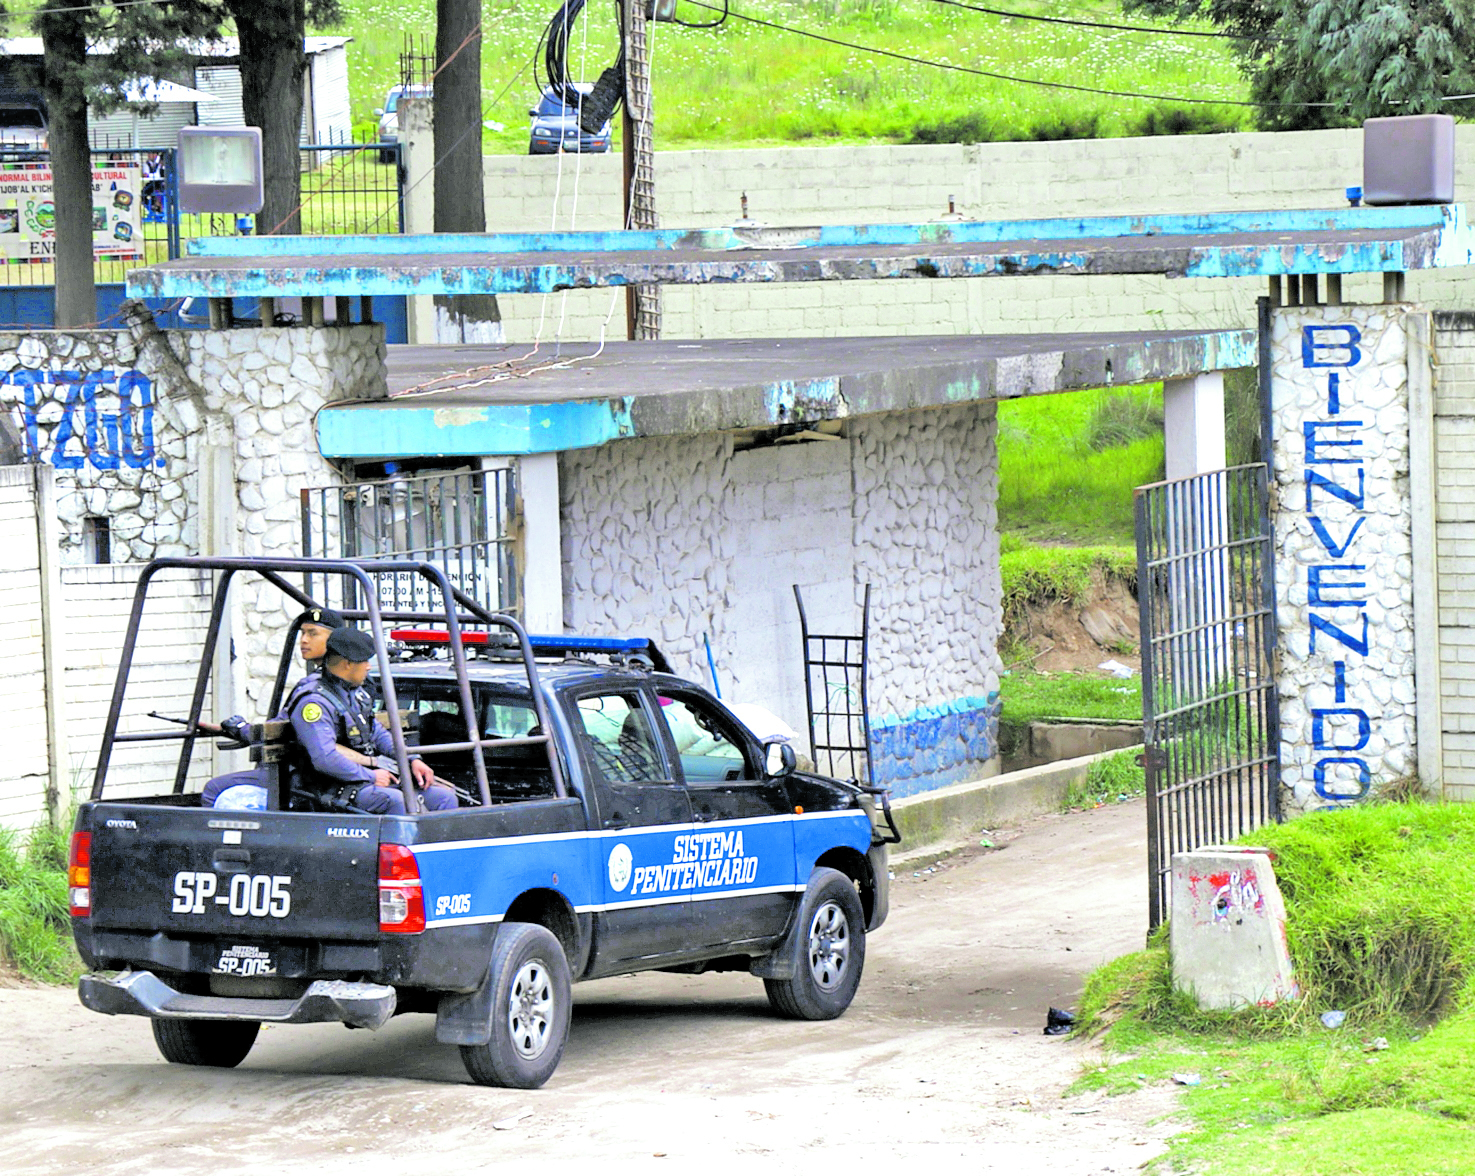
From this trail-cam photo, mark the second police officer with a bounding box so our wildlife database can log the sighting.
[290,626,457,814]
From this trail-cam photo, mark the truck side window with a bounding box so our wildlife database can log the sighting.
[657,695,756,783]
[575,693,666,784]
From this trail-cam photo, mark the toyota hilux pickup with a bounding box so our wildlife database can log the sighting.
[70,557,896,1088]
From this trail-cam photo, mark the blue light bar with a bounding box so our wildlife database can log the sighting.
[526,634,671,673]
[527,634,653,654]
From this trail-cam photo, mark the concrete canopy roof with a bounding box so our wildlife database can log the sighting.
[128,206,1475,300]
[316,329,1256,458]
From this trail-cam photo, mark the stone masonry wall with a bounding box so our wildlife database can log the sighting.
[480,128,1475,345]
[1271,306,1416,812]
[559,402,1001,796]
[172,324,385,711]
[0,317,387,823]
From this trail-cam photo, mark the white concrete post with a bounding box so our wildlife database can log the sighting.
[400,96,436,345]
[32,465,70,825]
[1162,372,1229,696]
[1163,372,1226,480]
[517,453,564,633]
[198,441,238,775]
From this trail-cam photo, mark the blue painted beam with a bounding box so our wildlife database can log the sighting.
[126,205,1475,300]
[315,398,635,458]
[182,205,1454,259]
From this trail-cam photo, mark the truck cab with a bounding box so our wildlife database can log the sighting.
[71,557,895,1088]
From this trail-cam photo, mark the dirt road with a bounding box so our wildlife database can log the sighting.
[0,800,1183,1175]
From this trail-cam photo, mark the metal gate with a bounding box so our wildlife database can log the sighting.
[300,468,519,619]
[1135,463,1281,929]
[794,584,874,787]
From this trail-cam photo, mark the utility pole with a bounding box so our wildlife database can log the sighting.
[622,0,659,340]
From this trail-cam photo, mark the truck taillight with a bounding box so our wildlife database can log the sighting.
[378,843,424,933]
[68,832,92,917]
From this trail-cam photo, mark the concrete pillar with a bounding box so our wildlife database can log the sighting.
[199,440,239,776]
[1161,373,1229,700]
[1268,305,1417,811]
[400,96,436,346]
[1171,846,1297,1010]
[1163,372,1226,481]
[517,453,564,633]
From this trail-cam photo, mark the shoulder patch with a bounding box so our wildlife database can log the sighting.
[301,702,325,723]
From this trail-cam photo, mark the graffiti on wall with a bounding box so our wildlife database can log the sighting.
[5,368,161,470]
[1271,307,1415,811]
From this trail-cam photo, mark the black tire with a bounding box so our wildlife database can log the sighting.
[764,867,866,1021]
[151,1018,260,1068]
[459,923,572,1089]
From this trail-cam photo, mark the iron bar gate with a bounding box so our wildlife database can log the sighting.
[794,584,874,787]
[1135,463,1281,929]
[301,468,519,620]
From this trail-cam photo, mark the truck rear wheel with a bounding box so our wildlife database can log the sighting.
[764,867,866,1021]
[151,1018,260,1068]
[459,922,571,1089]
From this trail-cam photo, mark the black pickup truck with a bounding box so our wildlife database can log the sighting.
[70,558,895,1088]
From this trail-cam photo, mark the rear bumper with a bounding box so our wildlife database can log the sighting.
[79,970,397,1029]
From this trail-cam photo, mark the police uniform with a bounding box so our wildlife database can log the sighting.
[201,605,346,809]
[290,628,455,815]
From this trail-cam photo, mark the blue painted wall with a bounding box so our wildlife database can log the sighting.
[869,694,1002,798]
[0,285,408,342]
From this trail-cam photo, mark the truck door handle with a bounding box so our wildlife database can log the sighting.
[212,848,251,872]
[604,812,628,829]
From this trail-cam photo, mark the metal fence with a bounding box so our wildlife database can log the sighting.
[0,139,402,292]
[300,468,520,621]
[1135,464,1281,929]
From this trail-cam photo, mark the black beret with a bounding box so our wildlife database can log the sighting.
[298,606,345,630]
[325,626,376,663]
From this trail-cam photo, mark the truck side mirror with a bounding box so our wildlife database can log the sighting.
[764,741,796,778]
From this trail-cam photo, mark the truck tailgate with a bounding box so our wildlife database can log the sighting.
[87,804,383,941]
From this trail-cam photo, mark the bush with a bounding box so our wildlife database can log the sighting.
[1065,748,1147,810]
[1131,107,1243,136]
[0,823,81,984]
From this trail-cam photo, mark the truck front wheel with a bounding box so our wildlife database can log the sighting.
[151,1018,260,1068]
[459,922,572,1088]
[764,868,867,1020]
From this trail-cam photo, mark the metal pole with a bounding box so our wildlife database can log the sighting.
[622,0,660,340]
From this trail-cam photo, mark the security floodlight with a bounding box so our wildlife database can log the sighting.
[177,126,264,215]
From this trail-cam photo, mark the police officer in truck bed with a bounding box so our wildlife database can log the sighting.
[200,606,348,808]
[290,626,456,814]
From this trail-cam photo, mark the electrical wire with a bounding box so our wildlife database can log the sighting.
[681,0,1329,107]
[924,0,1238,37]
[2,0,165,21]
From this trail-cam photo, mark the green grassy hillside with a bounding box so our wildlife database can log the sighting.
[330,0,1251,151]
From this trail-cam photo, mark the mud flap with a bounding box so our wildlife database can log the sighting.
[434,926,500,1046]
[866,843,890,931]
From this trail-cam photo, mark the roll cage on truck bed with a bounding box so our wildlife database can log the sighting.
[70,557,896,1088]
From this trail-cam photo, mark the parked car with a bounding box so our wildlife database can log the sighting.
[528,85,611,155]
[0,97,47,151]
[375,84,431,163]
